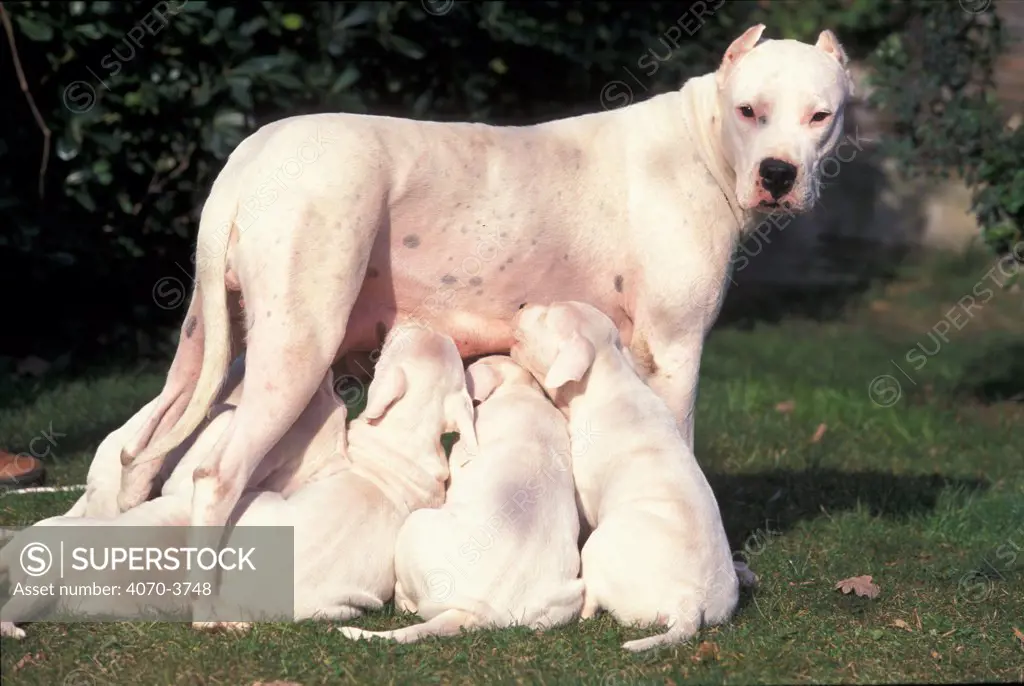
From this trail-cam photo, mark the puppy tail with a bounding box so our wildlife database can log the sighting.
[338,609,479,644]
[621,610,702,653]
[132,189,235,467]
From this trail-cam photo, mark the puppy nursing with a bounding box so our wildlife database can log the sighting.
[340,355,583,643]
[218,323,478,626]
[511,301,739,652]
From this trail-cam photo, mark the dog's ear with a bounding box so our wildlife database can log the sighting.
[717,24,766,88]
[361,366,408,421]
[543,332,596,390]
[465,363,502,403]
[815,29,849,68]
[445,391,479,453]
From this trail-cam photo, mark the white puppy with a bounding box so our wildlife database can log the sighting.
[339,355,582,643]
[210,323,478,629]
[510,301,739,652]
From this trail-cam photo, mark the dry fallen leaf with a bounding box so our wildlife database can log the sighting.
[930,649,941,660]
[834,575,880,599]
[810,423,827,443]
[913,607,923,630]
[892,619,912,632]
[691,641,720,663]
[775,400,796,413]
[1013,626,1024,647]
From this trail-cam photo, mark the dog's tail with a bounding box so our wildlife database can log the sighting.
[132,180,236,467]
[621,611,702,653]
[338,608,480,644]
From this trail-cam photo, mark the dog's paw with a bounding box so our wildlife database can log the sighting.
[192,620,252,633]
[0,621,26,639]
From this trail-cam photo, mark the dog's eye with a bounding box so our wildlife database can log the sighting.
[811,111,832,123]
[738,106,755,119]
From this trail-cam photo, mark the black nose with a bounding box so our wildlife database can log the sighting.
[518,302,527,310]
[758,158,797,199]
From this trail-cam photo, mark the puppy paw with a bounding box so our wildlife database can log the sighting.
[0,621,26,639]
[734,561,759,588]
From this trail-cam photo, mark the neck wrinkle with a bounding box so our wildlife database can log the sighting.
[346,411,449,513]
[679,74,754,237]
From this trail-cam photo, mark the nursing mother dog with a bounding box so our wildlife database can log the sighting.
[117,25,854,565]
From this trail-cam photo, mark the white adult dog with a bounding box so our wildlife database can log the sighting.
[117,26,853,560]
[511,301,739,652]
[339,355,583,643]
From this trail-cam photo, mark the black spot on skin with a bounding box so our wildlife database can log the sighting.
[441,274,457,285]
[403,234,421,248]
[266,310,271,319]
[499,265,505,271]
[476,290,483,295]
[367,266,380,279]
[500,231,507,237]
[506,257,513,264]
[448,256,453,261]
[614,275,624,293]
[469,276,483,287]
[531,239,537,246]
[563,254,569,260]
[376,321,387,346]
[461,227,468,234]
[518,302,527,310]
[184,315,197,339]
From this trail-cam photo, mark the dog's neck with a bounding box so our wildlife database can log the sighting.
[346,404,449,513]
[678,73,756,237]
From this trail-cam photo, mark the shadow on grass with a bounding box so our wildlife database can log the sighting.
[708,468,990,554]
[955,341,1024,404]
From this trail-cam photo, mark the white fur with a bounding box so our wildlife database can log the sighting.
[339,355,582,643]
[114,27,854,555]
[511,301,739,652]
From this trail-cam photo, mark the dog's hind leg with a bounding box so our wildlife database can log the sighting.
[121,293,206,465]
[184,199,377,610]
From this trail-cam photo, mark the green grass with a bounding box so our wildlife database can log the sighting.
[2,251,1023,684]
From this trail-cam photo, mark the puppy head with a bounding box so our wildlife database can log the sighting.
[361,324,478,451]
[715,25,854,213]
[465,355,540,404]
[510,301,619,396]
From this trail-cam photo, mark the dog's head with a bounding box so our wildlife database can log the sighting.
[510,301,619,397]
[361,324,478,451]
[715,25,853,213]
[465,355,540,405]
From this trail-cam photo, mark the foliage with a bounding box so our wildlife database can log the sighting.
[862,0,1020,256]
[0,0,1017,363]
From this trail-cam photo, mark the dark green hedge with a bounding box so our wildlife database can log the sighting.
[0,0,1014,365]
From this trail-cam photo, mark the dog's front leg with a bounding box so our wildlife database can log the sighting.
[639,333,703,449]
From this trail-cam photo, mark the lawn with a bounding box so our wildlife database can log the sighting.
[1,251,1022,685]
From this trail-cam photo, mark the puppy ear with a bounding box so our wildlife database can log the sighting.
[465,363,501,403]
[361,366,408,421]
[717,24,766,88]
[543,332,596,390]
[445,392,478,453]
[815,29,848,68]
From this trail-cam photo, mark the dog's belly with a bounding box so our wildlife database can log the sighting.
[343,250,630,358]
